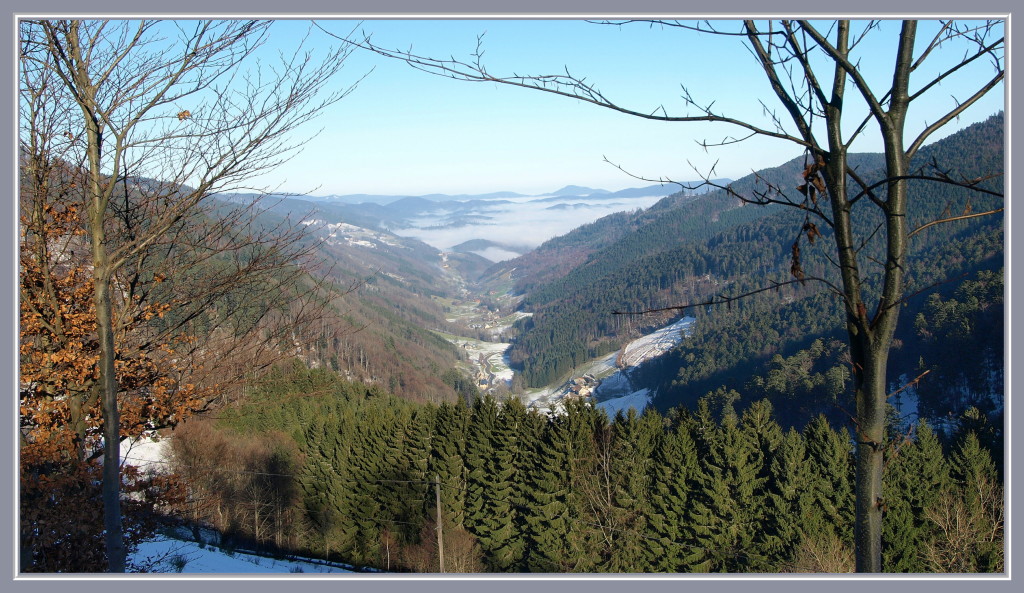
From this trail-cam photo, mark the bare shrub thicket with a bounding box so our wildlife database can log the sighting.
[168,418,302,552]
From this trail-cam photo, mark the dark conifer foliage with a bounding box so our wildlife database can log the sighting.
[499,113,1003,417]
[882,422,950,572]
[177,360,1002,573]
[167,114,1003,574]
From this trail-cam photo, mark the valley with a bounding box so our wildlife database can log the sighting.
[276,111,1005,425]
[263,181,700,408]
[17,17,1006,576]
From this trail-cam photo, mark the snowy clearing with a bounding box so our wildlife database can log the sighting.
[118,437,356,575]
[526,316,696,416]
[618,316,695,368]
[131,535,353,574]
[120,434,172,474]
[596,388,653,419]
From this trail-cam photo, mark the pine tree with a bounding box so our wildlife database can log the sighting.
[882,420,949,572]
[395,406,435,543]
[605,408,660,572]
[791,414,857,572]
[463,395,519,569]
[484,397,540,571]
[430,402,469,529]
[528,398,605,572]
[645,409,699,572]
[763,428,816,569]
[802,415,855,543]
[684,403,769,572]
[296,414,346,559]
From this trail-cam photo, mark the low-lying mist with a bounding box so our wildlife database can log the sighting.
[390,194,667,261]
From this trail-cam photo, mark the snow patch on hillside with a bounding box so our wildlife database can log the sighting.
[618,316,695,368]
[119,436,356,574]
[596,388,652,418]
[120,434,172,474]
[131,536,353,574]
[591,316,695,417]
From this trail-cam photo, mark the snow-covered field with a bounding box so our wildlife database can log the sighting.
[525,316,696,416]
[596,388,652,418]
[117,436,355,575]
[131,535,353,574]
[448,336,515,385]
[618,316,695,368]
[120,434,172,474]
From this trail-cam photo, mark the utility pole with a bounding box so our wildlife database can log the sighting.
[435,474,445,573]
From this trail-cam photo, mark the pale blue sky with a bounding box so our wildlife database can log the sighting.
[248,18,1005,197]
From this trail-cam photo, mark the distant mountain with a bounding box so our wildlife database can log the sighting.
[299,191,526,205]
[550,185,610,197]
[231,182,723,210]
[382,196,438,214]
[451,238,531,255]
[607,181,731,198]
[418,191,526,201]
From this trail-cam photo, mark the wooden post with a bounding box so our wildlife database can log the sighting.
[435,474,445,573]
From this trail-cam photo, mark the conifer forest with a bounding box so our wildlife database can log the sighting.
[17,17,1005,576]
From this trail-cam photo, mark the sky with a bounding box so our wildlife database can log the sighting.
[232,18,1004,198]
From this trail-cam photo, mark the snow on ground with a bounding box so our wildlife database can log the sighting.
[574,351,620,380]
[618,316,696,368]
[596,388,653,419]
[120,434,173,474]
[448,336,514,384]
[521,385,563,413]
[131,535,352,574]
[594,369,631,398]
[526,317,696,416]
[118,437,355,574]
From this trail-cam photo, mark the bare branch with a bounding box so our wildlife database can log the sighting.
[316,23,813,150]
[908,208,1004,239]
[612,276,844,317]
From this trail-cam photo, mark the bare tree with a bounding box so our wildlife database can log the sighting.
[339,19,1004,572]
[19,18,363,572]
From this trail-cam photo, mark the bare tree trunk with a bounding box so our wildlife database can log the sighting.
[95,273,126,572]
[852,350,888,572]
[80,55,126,570]
[89,173,126,572]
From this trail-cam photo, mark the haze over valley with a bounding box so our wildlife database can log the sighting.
[18,17,1005,576]
[277,183,688,262]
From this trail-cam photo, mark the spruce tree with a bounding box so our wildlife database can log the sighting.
[684,404,769,572]
[605,408,660,572]
[463,395,522,570]
[882,420,949,572]
[297,415,346,559]
[803,415,855,543]
[430,402,470,529]
[524,399,602,569]
[924,431,1004,572]
[763,428,815,569]
[484,397,540,571]
[645,409,700,572]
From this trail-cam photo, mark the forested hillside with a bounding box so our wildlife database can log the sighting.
[502,113,1004,415]
[20,17,1003,576]
[170,362,1003,573]
[215,194,480,403]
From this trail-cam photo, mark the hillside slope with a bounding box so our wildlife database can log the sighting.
[503,114,1004,403]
